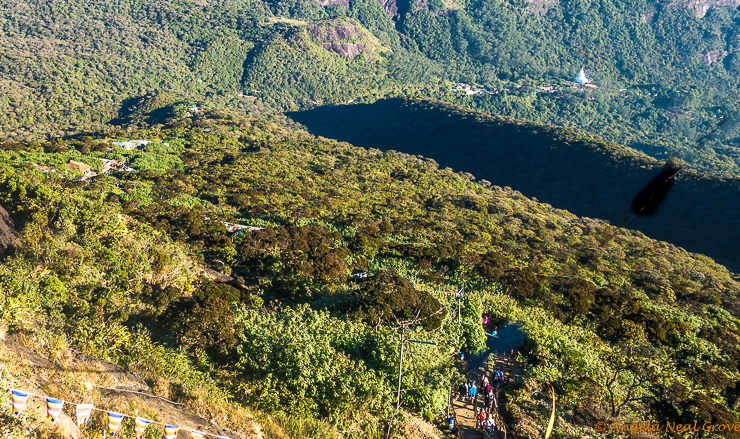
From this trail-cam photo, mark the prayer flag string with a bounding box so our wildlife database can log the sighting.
[0,385,231,439]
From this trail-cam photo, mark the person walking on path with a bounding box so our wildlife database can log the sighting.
[485,415,496,436]
[484,389,495,414]
[459,381,469,401]
[498,369,507,388]
[468,381,478,403]
[489,391,498,414]
[494,368,505,388]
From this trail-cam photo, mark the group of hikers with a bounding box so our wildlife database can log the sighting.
[458,367,507,437]
[450,316,508,438]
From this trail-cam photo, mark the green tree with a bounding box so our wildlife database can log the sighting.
[353,269,446,331]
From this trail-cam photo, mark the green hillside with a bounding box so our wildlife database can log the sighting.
[289,97,740,272]
[0,0,438,139]
[4,0,740,174]
[394,0,740,172]
[241,16,396,109]
[1,111,739,437]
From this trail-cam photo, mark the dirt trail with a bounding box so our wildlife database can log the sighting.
[483,324,525,385]
[451,394,482,439]
[452,324,526,439]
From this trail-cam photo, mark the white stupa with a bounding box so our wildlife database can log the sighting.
[574,67,589,84]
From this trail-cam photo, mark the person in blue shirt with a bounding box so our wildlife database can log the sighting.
[468,382,477,401]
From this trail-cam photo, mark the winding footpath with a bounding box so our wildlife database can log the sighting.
[453,324,526,439]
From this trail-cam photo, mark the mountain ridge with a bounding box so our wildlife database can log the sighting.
[289,97,740,271]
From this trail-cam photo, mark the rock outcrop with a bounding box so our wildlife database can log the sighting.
[317,0,350,6]
[527,0,559,15]
[309,22,362,41]
[322,42,366,59]
[699,49,726,65]
[376,0,399,17]
[0,204,18,259]
[664,0,740,18]
[309,20,373,60]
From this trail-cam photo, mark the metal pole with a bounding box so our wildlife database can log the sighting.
[458,274,465,324]
[396,325,406,411]
[447,383,452,417]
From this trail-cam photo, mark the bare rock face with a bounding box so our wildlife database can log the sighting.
[317,0,350,6]
[309,23,362,41]
[322,42,366,59]
[526,0,559,15]
[699,49,726,65]
[376,0,399,17]
[0,204,18,259]
[310,21,370,60]
[664,0,740,17]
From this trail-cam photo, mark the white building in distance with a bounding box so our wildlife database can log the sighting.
[574,67,590,84]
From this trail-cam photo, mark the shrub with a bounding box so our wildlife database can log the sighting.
[234,304,388,420]
[197,280,242,302]
[149,246,171,273]
[165,295,236,357]
[353,269,445,330]
[153,285,183,311]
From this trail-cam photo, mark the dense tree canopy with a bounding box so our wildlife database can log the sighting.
[1,113,739,437]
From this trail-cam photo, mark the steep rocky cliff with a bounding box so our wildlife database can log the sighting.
[375,0,399,17]
[0,204,18,259]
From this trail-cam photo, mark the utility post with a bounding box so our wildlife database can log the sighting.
[386,305,445,439]
[395,325,406,411]
[458,273,465,324]
[394,330,438,411]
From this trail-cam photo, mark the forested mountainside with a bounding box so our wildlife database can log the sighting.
[4,0,740,173]
[289,97,740,272]
[1,111,739,438]
[0,0,434,139]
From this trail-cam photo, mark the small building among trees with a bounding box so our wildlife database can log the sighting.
[67,160,93,176]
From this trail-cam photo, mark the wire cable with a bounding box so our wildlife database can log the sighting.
[0,383,230,438]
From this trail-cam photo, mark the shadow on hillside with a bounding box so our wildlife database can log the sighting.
[288,98,740,271]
